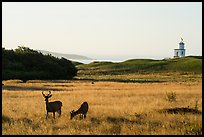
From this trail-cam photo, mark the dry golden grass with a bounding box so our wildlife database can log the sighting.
[2,79,202,135]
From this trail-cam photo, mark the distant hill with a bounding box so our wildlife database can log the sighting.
[38,50,93,61]
[77,56,202,75]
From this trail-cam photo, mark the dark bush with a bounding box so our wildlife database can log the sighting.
[2,46,77,81]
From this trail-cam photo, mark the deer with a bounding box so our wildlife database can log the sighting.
[42,91,62,119]
[70,102,89,120]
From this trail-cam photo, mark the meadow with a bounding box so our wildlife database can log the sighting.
[2,77,202,135]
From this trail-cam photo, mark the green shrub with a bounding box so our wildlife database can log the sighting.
[2,46,77,81]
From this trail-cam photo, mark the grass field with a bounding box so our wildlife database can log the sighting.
[2,78,202,135]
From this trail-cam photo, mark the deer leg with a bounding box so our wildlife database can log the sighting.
[79,114,83,120]
[84,114,86,119]
[58,109,61,117]
[46,112,48,119]
[53,112,55,119]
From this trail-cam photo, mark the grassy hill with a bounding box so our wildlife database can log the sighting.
[76,56,202,82]
[77,56,202,75]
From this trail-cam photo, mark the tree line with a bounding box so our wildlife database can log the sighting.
[2,46,77,82]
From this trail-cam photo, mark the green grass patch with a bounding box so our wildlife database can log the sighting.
[76,56,202,82]
[77,56,202,75]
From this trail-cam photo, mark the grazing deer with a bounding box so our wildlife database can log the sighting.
[70,102,89,120]
[42,91,62,119]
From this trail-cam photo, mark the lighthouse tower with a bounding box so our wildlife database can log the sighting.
[174,38,186,58]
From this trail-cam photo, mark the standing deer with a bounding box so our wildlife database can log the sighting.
[70,102,89,120]
[42,91,62,119]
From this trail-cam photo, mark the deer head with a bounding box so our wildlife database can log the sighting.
[42,91,52,101]
[70,110,75,119]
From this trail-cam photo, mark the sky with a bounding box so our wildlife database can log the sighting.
[2,2,202,61]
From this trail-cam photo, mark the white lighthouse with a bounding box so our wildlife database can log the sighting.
[174,38,186,58]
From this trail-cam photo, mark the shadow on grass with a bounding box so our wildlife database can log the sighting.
[2,115,43,131]
[2,115,14,125]
[106,116,145,125]
[90,117,101,125]
[28,80,73,83]
[17,117,33,125]
[76,78,168,83]
[158,107,202,115]
[2,85,60,91]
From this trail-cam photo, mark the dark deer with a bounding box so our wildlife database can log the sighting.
[70,102,89,120]
[42,91,62,119]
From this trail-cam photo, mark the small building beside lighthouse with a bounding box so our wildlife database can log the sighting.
[174,38,186,58]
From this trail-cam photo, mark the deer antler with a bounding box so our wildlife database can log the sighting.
[42,91,45,97]
[48,91,52,97]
